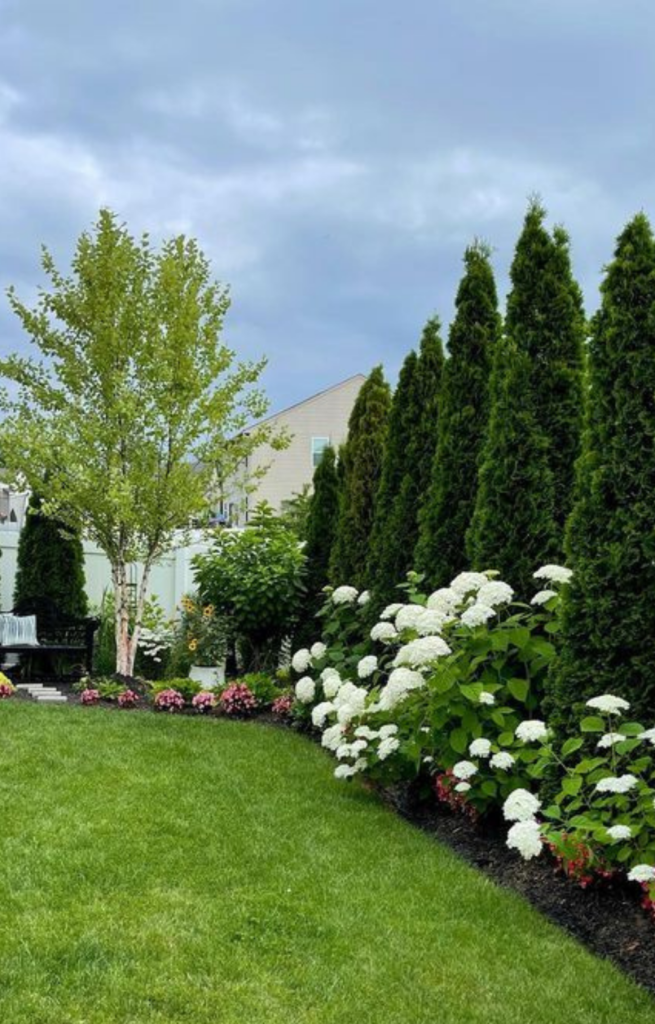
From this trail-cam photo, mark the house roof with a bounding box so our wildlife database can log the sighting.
[246,373,366,430]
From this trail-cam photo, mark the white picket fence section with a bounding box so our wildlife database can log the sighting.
[0,526,214,618]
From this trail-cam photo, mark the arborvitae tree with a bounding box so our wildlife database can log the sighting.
[329,366,391,588]
[547,213,655,725]
[14,492,88,618]
[466,201,585,591]
[296,446,339,643]
[415,245,500,588]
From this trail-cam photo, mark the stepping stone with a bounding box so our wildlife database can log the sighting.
[35,694,67,703]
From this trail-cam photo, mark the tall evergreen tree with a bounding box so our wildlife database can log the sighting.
[329,366,391,588]
[415,245,499,588]
[14,492,88,618]
[466,200,585,591]
[296,446,339,642]
[547,213,655,725]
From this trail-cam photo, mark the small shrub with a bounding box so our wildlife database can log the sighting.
[0,677,15,699]
[219,683,258,716]
[81,688,100,705]
[240,672,279,706]
[97,680,125,702]
[117,689,139,708]
[154,688,185,712]
[271,693,294,718]
[151,678,202,703]
[192,690,216,713]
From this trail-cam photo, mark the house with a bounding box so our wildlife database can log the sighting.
[219,374,365,524]
[0,483,29,529]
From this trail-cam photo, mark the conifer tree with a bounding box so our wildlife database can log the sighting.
[14,492,88,618]
[296,446,339,642]
[415,245,499,588]
[329,366,391,588]
[547,213,655,725]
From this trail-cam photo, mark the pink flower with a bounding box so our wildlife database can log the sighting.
[0,683,15,699]
[81,688,100,705]
[271,694,293,718]
[192,691,217,713]
[118,689,139,708]
[154,688,185,712]
[219,683,258,716]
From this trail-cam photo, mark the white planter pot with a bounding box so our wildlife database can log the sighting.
[189,664,225,690]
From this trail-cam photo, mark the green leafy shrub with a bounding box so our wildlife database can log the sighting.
[150,678,202,703]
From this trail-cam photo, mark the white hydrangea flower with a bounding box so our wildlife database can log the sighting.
[357,655,378,679]
[449,572,489,597]
[533,564,573,584]
[597,732,625,749]
[415,608,450,636]
[454,781,471,793]
[379,724,399,738]
[292,648,312,673]
[507,820,543,860]
[322,723,345,751]
[311,701,335,728]
[376,668,425,711]
[395,604,429,632]
[515,720,549,743]
[320,667,342,698]
[354,725,379,740]
[639,728,655,745]
[490,751,515,771]
[586,694,630,715]
[333,682,367,724]
[531,589,557,606]
[334,763,357,779]
[460,603,496,628]
[380,602,404,620]
[607,825,632,841]
[503,789,541,822]
[393,635,451,668]
[378,736,400,760]
[628,864,655,883]
[295,676,316,703]
[452,760,478,780]
[469,738,492,758]
[310,641,327,660]
[353,757,367,772]
[427,588,459,613]
[351,739,368,755]
[357,590,371,606]
[594,774,638,794]
[477,580,514,608]
[370,621,399,643]
[479,691,496,706]
[332,585,359,605]
[336,743,353,760]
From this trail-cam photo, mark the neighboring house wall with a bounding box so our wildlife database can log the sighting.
[225,374,365,523]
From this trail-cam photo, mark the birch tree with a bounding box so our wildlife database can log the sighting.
[0,209,284,676]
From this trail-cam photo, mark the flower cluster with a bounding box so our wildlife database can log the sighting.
[0,676,15,699]
[154,688,185,712]
[219,683,258,716]
[271,693,294,718]
[117,689,139,708]
[192,690,217,713]
[81,688,101,705]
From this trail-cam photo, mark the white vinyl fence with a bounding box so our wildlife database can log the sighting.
[0,526,214,618]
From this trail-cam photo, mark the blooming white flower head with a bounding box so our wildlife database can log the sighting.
[378,736,400,760]
[607,825,632,841]
[336,743,354,760]
[393,635,451,669]
[469,738,492,759]
[427,588,459,613]
[332,585,359,605]
[594,774,638,794]
[350,738,368,755]
[291,648,312,673]
[533,564,573,584]
[460,603,496,628]
[628,864,655,883]
[477,580,514,608]
[322,723,345,751]
[449,572,489,597]
[380,602,404,620]
[597,732,625,749]
[334,763,357,779]
[395,604,429,632]
[453,760,478,781]
[311,701,335,728]
[295,676,316,704]
[354,725,379,740]
[357,655,378,679]
[515,720,549,744]
[531,589,557,606]
[503,789,541,822]
[507,820,543,860]
[333,682,368,724]
[415,608,450,636]
[310,641,327,661]
[379,724,399,738]
[423,755,434,765]
[336,703,365,726]
[454,781,471,793]
[357,590,371,606]
[370,621,399,643]
[490,751,515,771]
[479,691,496,706]
[320,667,342,698]
[639,728,655,745]
[586,694,630,715]
[376,668,425,711]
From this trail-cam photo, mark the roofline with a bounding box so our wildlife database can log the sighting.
[246,373,367,430]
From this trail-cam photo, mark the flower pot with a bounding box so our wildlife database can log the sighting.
[189,664,225,690]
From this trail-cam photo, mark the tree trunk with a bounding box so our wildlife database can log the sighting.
[111,558,154,679]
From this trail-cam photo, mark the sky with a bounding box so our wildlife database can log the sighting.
[0,0,653,412]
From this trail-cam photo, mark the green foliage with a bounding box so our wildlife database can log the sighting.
[278,485,312,541]
[14,492,88,618]
[236,672,281,706]
[150,678,202,703]
[176,595,228,668]
[295,446,339,644]
[329,367,391,589]
[415,245,500,588]
[548,213,655,726]
[193,504,306,673]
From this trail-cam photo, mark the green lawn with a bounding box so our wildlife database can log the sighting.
[0,703,652,1024]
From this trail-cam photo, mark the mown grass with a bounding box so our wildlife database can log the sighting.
[0,702,652,1023]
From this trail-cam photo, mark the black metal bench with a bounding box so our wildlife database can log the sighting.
[0,597,99,679]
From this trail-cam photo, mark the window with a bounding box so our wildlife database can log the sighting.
[311,436,330,468]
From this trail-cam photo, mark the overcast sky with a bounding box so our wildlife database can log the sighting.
[0,0,653,411]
